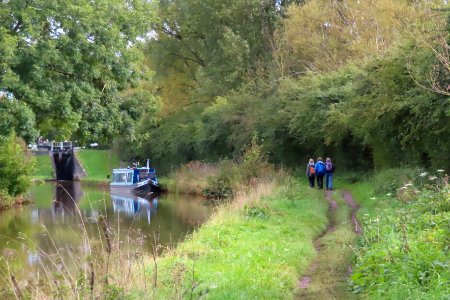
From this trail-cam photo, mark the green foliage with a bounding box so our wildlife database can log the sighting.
[0,134,34,204]
[371,167,420,194]
[350,185,450,298]
[0,99,38,143]
[202,173,233,200]
[0,0,157,143]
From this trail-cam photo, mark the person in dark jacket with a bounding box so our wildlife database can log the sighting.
[325,157,335,191]
[315,157,325,189]
[305,158,316,188]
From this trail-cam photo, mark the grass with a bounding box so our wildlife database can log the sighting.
[76,150,120,182]
[345,171,450,299]
[297,191,359,300]
[140,177,329,299]
[32,153,54,180]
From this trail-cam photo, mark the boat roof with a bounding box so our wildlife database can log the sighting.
[112,167,154,172]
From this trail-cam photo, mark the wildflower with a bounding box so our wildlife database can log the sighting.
[386,193,392,196]
[370,197,376,200]
[419,172,428,177]
[404,183,413,187]
[429,176,437,181]
[437,169,445,173]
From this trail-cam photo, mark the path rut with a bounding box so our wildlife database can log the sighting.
[296,190,361,299]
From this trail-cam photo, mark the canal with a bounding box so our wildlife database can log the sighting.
[0,182,213,283]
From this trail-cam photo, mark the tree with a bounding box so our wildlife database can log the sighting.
[0,0,156,143]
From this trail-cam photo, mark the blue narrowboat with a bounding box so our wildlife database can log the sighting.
[110,160,159,193]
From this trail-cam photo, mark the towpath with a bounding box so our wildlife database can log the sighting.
[296,190,361,299]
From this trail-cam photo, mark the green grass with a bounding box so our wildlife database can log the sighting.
[141,178,329,299]
[346,173,450,299]
[76,150,120,182]
[32,154,54,180]
[298,192,359,300]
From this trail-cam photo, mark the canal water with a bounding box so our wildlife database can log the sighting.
[0,182,212,282]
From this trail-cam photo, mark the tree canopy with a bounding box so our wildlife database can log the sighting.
[0,0,155,143]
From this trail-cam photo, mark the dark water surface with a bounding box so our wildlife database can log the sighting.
[0,182,212,280]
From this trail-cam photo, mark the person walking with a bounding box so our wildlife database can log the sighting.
[306,158,316,188]
[315,157,325,189]
[325,158,335,191]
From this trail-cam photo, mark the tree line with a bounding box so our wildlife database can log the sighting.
[0,1,449,197]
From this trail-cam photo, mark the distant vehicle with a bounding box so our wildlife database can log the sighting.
[110,159,159,193]
[89,142,98,148]
[28,144,38,150]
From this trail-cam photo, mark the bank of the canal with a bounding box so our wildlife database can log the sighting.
[136,178,330,299]
[0,181,213,298]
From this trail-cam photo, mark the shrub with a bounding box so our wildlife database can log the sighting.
[371,167,420,194]
[0,134,35,207]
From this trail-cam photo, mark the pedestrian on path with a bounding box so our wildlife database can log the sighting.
[325,157,335,191]
[306,158,316,188]
[315,157,325,189]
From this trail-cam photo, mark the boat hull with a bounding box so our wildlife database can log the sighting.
[110,179,159,194]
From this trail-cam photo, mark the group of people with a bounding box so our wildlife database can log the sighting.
[306,157,335,190]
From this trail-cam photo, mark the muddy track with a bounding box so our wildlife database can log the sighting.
[296,190,361,299]
[342,190,362,234]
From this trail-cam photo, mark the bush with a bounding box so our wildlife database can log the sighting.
[0,134,35,207]
[371,167,420,194]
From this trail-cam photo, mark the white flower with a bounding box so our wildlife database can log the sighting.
[429,176,438,181]
[420,172,428,177]
[437,169,445,173]
[386,193,392,196]
[404,183,413,187]
[370,197,377,200]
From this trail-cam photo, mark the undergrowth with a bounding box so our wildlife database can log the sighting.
[349,169,450,299]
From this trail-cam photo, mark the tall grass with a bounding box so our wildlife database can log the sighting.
[348,169,450,298]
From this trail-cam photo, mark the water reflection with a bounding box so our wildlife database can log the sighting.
[0,182,212,276]
[53,181,83,216]
[111,192,158,224]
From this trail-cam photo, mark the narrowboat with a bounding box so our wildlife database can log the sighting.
[110,160,159,193]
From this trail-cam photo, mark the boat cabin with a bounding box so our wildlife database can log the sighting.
[110,167,158,186]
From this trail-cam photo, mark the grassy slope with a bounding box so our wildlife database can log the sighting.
[32,154,54,180]
[144,179,329,299]
[76,150,120,182]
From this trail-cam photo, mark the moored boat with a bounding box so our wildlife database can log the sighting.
[110,160,159,193]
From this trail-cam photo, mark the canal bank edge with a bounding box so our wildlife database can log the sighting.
[135,177,330,299]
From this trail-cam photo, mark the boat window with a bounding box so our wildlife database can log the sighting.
[113,172,133,183]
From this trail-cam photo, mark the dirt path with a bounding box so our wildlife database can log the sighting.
[342,190,362,234]
[296,190,361,299]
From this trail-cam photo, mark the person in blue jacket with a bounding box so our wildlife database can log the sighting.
[325,157,335,191]
[315,157,325,189]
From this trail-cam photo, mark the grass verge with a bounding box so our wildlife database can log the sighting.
[76,150,120,183]
[32,153,54,180]
[346,170,450,299]
[138,177,329,299]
